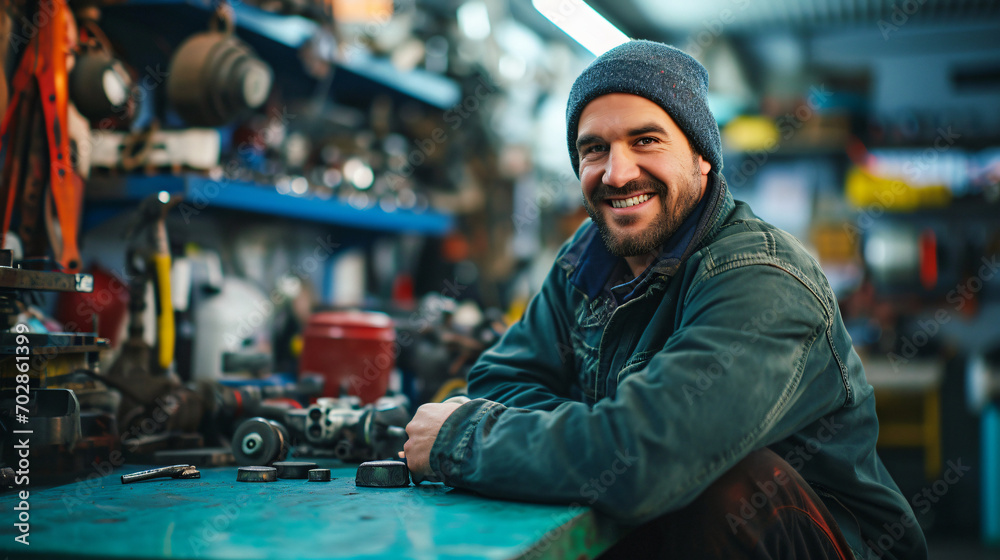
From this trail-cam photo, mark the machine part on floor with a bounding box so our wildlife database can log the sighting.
[308,468,331,482]
[231,417,290,466]
[0,389,85,477]
[32,388,83,448]
[283,395,409,463]
[237,466,277,482]
[120,464,200,484]
[103,193,204,454]
[396,294,505,405]
[0,467,16,489]
[199,377,322,445]
[356,460,409,488]
[273,461,318,479]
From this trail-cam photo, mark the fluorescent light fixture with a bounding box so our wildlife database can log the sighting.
[458,1,492,41]
[532,0,629,56]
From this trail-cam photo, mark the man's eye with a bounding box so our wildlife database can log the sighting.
[583,145,606,155]
[637,137,657,145]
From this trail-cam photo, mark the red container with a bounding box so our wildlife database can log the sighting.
[299,311,396,404]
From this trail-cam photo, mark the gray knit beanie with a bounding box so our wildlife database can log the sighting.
[566,40,722,177]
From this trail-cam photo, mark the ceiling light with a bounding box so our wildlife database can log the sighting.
[458,1,491,41]
[531,0,629,56]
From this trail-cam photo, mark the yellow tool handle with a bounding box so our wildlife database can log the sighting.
[154,253,175,370]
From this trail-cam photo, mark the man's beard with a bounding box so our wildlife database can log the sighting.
[583,164,704,258]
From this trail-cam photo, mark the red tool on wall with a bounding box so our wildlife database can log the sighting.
[0,0,82,272]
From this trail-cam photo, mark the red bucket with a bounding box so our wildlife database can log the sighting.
[299,311,395,404]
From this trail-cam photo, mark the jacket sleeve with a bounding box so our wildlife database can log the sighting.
[430,263,843,524]
[465,256,578,411]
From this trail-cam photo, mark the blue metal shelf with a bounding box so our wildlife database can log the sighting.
[84,175,454,235]
[104,0,461,110]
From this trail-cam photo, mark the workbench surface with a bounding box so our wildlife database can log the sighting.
[1,462,623,560]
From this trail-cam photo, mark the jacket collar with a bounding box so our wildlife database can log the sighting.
[557,170,735,300]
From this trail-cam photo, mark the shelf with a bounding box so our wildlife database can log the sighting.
[83,174,454,235]
[101,0,461,110]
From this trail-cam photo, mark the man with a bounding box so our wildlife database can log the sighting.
[403,40,927,559]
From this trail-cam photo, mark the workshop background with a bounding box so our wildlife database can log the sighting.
[1,0,999,557]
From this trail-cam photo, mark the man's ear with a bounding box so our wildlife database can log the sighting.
[699,157,711,176]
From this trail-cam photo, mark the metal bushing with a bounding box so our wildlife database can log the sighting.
[308,469,331,482]
[237,466,277,482]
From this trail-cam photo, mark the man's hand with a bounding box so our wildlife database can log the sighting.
[401,401,464,478]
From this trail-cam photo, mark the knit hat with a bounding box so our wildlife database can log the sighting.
[566,40,722,177]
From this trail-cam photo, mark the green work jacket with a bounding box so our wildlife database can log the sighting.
[429,171,927,560]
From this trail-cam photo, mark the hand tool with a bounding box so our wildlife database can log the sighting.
[237,466,277,482]
[121,464,200,484]
[273,461,318,479]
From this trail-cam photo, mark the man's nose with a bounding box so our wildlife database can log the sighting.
[602,145,641,188]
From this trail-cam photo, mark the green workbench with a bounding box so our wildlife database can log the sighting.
[1,462,624,559]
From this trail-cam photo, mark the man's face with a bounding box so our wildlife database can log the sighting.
[576,93,711,258]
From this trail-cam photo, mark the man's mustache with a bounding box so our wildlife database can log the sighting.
[589,178,668,202]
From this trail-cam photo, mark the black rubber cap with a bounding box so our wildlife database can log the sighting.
[273,461,319,479]
[356,460,409,488]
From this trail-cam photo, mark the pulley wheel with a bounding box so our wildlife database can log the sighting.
[232,417,289,466]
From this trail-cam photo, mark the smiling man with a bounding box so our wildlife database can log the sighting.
[403,40,927,559]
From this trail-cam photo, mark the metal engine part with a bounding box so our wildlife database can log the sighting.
[283,395,409,463]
